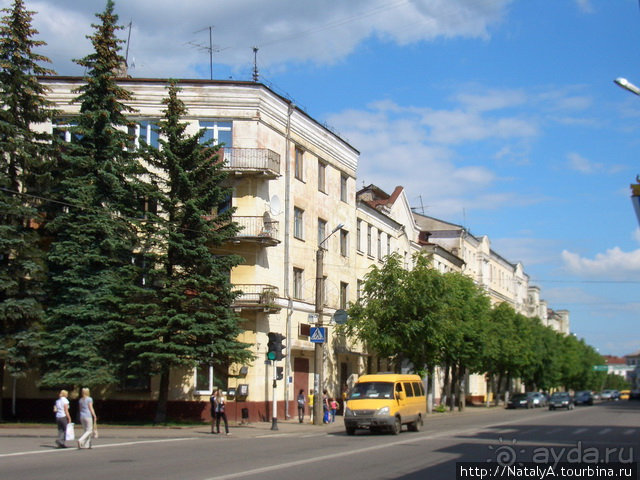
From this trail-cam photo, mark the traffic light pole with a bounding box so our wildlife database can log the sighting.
[271,359,278,430]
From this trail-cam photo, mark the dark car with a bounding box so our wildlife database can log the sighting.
[507,393,534,409]
[549,392,574,410]
[530,392,548,407]
[574,390,593,405]
[629,389,640,400]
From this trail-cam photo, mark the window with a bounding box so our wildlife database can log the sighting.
[340,282,348,310]
[357,279,363,300]
[294,207,304,240]
[129,120,159,149]
[295,147,304,180]
[293,268,304,300]
[367,224,372,256]
[199,120,232,146]
[195,364,213,393]
[340,173,348,202]
[356,220,362,252]
[53,118,80,143]
[340,229,348,257]
[318,160,326,192]
[317,218,327,246]
[387,235,391,257]
[403,382,415,397]
[377,230,382,260]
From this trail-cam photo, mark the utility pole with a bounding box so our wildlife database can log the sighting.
[313,223,343,425]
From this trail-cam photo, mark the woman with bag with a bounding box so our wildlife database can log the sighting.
[54,390,72,448]
[212,389,229,435]
[77,387,97,449]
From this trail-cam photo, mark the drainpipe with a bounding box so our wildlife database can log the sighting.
[283,102,294,418]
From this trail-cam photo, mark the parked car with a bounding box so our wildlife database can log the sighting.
[619,390,630,400]
[629,389,640,400]
[574,390,594,405]
[507,393,534,409]
[601,389,620,401]
[548,392,574,410]
[529,392,548,407]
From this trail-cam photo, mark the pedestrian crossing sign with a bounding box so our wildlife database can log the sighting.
[310,327,326,343]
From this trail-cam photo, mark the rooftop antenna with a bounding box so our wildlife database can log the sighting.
[252,47,259,82]
[189,26,221,80]
[124,21,132,67]
[411,195,426,215]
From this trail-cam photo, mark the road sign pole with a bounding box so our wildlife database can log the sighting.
[313,247,324,426]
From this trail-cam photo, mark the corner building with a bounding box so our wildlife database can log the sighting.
[22,77,361,422]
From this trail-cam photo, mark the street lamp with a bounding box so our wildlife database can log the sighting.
[313,222,343,426]
[613,77,640,226]
[614,77,640,96]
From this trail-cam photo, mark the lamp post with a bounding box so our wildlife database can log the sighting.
[313,223,343,426]
[614,77,640,226]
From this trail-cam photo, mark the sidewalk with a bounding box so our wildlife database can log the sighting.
[0,405,501,442]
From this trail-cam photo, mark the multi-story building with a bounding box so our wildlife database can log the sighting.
[6,76,362,421]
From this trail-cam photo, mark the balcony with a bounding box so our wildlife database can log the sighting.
[221,148,280,178]
[232,216,280,246]
[233,284,280,313]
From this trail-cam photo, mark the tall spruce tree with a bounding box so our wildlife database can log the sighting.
[41,0,146,388]
[0,0,54,418]
[124,81,251,423]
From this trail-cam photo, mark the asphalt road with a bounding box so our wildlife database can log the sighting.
[1,401,638,480]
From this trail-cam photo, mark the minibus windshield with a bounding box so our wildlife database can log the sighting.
[349,382,394,399]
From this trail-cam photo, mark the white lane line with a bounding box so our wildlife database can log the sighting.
[0,437,196,458]
[204,414,550,480]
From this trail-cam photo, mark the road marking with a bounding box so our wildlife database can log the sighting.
[623,429,635,435]
[0,437,196,458]
[204,414,550,480]
[599,428,612,435]
[573,428,587,434]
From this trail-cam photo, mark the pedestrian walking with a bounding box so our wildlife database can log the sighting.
[330,397,338,423]
[297,389,306,423]
[322,389,330,424]
[54,390,72,448]
[307,389,314,423]
[212,389,230,435]
[77,387,97,449]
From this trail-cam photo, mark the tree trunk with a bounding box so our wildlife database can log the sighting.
[441,362,450,408]
[154,368,170,424]
[449,365,458,411]
[0,359,4,420]
[457,365,466,412]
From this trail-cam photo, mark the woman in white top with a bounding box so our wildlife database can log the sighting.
[54,390,72,448]
[77,387,97,449]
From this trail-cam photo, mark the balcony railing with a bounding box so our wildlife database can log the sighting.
[221,148,280,177]
[233,284,280,312]
[232,216,280,246]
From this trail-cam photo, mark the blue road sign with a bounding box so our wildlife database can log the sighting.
[310,327,326,343]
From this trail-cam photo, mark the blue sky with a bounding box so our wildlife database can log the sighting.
[7,0,640,357]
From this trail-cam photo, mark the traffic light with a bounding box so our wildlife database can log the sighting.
[276,366,284,380]
[267,332,286,361]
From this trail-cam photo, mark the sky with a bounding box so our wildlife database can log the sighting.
[6,0,640,357]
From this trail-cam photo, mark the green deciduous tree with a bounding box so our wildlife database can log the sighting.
[440,272,490,411]
[122,81,252,423]
[40,0,146,388]
[0,0,54,418]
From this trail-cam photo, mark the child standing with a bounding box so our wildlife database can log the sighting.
[330,397,338,423]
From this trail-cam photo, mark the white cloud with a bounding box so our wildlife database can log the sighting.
[566,152,602,174]
[562,247,640,279]
[6,0,513,78]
